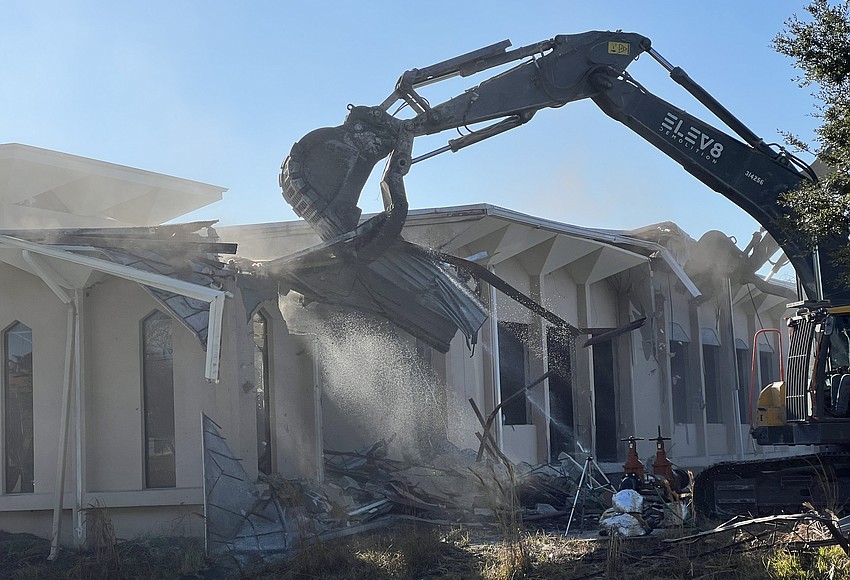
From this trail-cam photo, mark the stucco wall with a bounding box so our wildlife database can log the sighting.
[625,266,668,462]
[445,331,488,452]
[0,263,71,503]
[588,279,618,328]
[543,269,579,324]
[0,263,319,543]
[86,277,210,492]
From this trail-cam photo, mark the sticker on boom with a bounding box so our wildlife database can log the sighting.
[608,42,630,55]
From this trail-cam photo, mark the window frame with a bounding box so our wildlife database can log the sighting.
[497,321,531,426]
[3,321,34,495]
[141,310,176,489]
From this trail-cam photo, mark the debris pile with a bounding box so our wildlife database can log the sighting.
[257,439,694,539]
[202,415,696,569]
[262,440,581,532]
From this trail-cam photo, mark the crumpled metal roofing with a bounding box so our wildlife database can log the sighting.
[0,222,236,349]
[261,231,488,353]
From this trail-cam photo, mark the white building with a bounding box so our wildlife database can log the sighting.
[0,144,796,546]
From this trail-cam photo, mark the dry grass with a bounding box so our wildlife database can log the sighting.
[0,531,209,579]
[248,522,850,580]
[4,520,850,579]
[253,526,475,579]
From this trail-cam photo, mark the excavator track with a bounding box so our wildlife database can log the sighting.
[693,452,850,520]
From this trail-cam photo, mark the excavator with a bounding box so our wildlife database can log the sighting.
[279,30,850,518]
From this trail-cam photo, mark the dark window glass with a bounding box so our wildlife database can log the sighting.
[143,312,175,488]
[498,322,530,425]
[759,350,777,386]
[704,344,723,423]
[253,312,272,475]
[592,339,618,462]
[670,340,691,423]
[736,348,752,424]
[5,322,33,494]
[547,327,574,460]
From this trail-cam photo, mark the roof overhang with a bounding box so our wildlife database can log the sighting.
[403,204,700,296]
[0,143,226,228]
[731,278,796,314]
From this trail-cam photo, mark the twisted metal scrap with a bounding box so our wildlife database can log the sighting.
[202,414,295,568]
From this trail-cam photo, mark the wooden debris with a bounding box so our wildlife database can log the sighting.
[665,509,850,556]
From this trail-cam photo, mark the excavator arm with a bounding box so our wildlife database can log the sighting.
[588,61,826,301]
[281,30,835,301]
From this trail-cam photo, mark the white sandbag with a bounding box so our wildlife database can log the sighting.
[599,511,649,536]
[611,489,643,514]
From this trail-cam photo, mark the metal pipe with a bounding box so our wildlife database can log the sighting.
[489,266,503,450]
[73,290,85,544]
[412,145,452,164]
[727,279,745,460]
[813,245,824,302]
[646,47,675,72]
[313,336,324,483]
[750,328,784,425]
[565,454,590,535]
[22,248,75,559]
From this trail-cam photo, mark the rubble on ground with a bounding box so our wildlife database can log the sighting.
[202,414,695,568]
[266,441,595,532]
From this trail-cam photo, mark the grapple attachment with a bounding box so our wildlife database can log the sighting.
[280,106,401,241]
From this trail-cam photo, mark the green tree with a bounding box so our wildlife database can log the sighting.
[773,0,850,248]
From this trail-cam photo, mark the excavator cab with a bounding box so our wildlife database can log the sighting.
[752,305,850,446]
[824,310,850,417]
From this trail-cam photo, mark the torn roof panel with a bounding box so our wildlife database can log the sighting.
[0,222,235,353]
[261,234,488,353]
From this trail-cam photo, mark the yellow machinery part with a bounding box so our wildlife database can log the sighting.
[756,381,787,427]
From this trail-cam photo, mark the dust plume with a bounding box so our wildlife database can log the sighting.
[285,297,451,461]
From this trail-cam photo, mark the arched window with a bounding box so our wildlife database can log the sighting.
[253,311,272,475]
[142,311,175,488]
[4,322,33,494]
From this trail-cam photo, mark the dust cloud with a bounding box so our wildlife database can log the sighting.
[283,296,455,461]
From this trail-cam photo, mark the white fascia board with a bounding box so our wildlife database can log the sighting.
[0,235,226,381]
[205,293,226,381]
[655,247,702,298]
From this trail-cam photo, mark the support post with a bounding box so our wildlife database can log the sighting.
[48,305,76,560]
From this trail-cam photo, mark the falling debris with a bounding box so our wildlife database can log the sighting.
[258,235,488,353]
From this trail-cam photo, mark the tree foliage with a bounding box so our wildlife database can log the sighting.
[773,0,850,245]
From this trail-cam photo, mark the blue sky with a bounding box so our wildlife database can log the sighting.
[1,1,819,260]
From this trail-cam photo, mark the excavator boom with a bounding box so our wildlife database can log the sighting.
[280,29,831,301]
